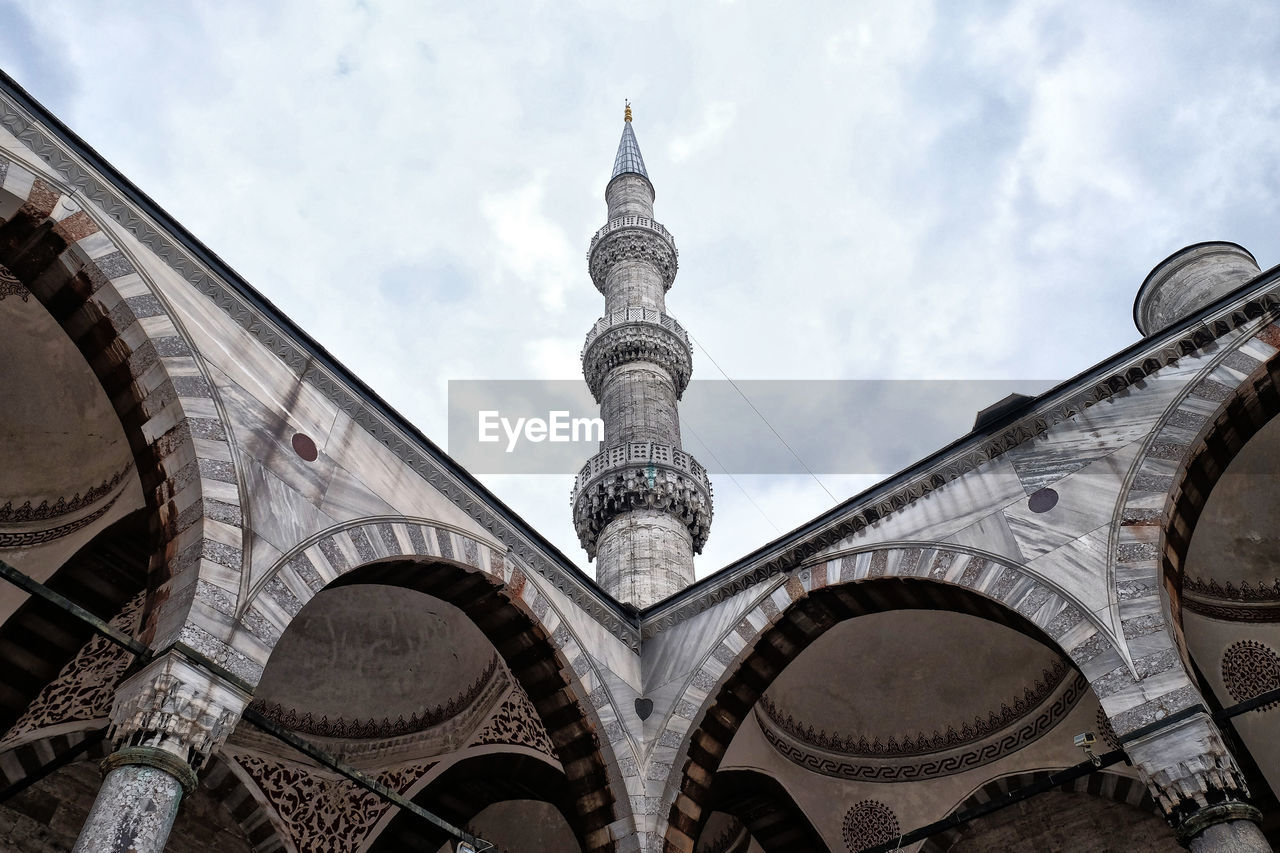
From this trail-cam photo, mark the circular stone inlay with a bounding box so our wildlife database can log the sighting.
[292,432,318,462]
[1222,639,1280,712]
[1028,488,1059,513]
[842,800,899,851]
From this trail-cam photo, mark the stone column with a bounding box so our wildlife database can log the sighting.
[73,652,249,853]
[1123,711,1271,851]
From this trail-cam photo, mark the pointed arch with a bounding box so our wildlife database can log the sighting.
[1107,317,1280,734]
[0,154,246,659]
[920,768,1168,852]
[656,544,1110,852]
[239,518,628,853]
[694,768,827,853]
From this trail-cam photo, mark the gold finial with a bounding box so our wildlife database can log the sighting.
[624,100,632,122]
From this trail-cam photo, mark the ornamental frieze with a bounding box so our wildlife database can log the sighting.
[248,654,501,740]
[1,593,143,748]
[755,669,1088,782]
[588,227,679,292]
[572,444,714,556]
[0,262,28,300]
[583,320,693,400]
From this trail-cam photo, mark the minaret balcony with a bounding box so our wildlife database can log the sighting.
[587,216,679,292]
[582,308,693,400]
[570,442,714,558]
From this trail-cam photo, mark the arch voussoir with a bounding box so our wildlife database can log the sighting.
[0,157,245,671]
[1107,319,1280,733]
[658,544,1114,851]
[245,518,625,853]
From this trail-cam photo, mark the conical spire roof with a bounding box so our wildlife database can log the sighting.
[611,105,649,180]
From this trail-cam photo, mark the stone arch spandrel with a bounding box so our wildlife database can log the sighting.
[237,518,630,853]
[654,543,1120,852]
[0,155,248,670]
[1107,317,1280,735]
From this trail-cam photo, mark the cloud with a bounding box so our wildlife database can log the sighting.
[6,0,1280,576]
[669,102,737,163]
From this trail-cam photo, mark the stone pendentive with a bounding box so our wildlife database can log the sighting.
[572,442,713,558]
[574,110,712,607]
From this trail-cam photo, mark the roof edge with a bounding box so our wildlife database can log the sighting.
[0,69,639,633]
[643,256,1280,625]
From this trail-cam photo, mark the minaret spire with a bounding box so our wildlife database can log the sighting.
[612,102,649,181]
[571,109,713,608]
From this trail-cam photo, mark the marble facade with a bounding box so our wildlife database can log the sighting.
[2,73,1280,853]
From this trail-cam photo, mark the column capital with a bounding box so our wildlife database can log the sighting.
[108,651,250,770]
[1123,711,1261,842]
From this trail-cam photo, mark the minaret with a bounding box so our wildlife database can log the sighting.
[571,104,713,608]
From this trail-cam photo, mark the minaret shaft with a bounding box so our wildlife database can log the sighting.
[571,112,713,608]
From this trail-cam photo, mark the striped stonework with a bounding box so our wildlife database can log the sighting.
[242,518,629,853]
[0,154,246,682]
[1107,319,1280,736]
[918,769,1160,852]
[657,544,1111,853]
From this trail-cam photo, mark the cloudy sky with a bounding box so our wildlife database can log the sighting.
[4,1,1280,578]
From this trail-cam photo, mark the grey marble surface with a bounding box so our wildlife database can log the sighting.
[72,764,184,853]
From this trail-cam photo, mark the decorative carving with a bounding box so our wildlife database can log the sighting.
[758,673,1089,782]
[235,753,433,853]
[468,685,555,758]
[0,462,133,548]
[1125,712,1253,829]
[1096,707,1121,751]
[0,462,133,523]
[248,654,500,738]
[588,223,678,291]
[0,263,28,301]
[572,442,714,556]
[1183,576,1280,622]
[583,316,693,400]
[589,215,674,251]
[1186,576,1280,601]
[1,593,143,747]
[12,83,1280,653]
[0,490,125,548]
[1221,640,1280,711]
[109,653,249,769]
[760,659,1070,757]
[842,800,900,852]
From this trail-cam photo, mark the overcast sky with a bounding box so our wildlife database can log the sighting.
[4,1,1280,578]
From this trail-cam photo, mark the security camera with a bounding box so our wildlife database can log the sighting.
[1075,731,1101,766]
